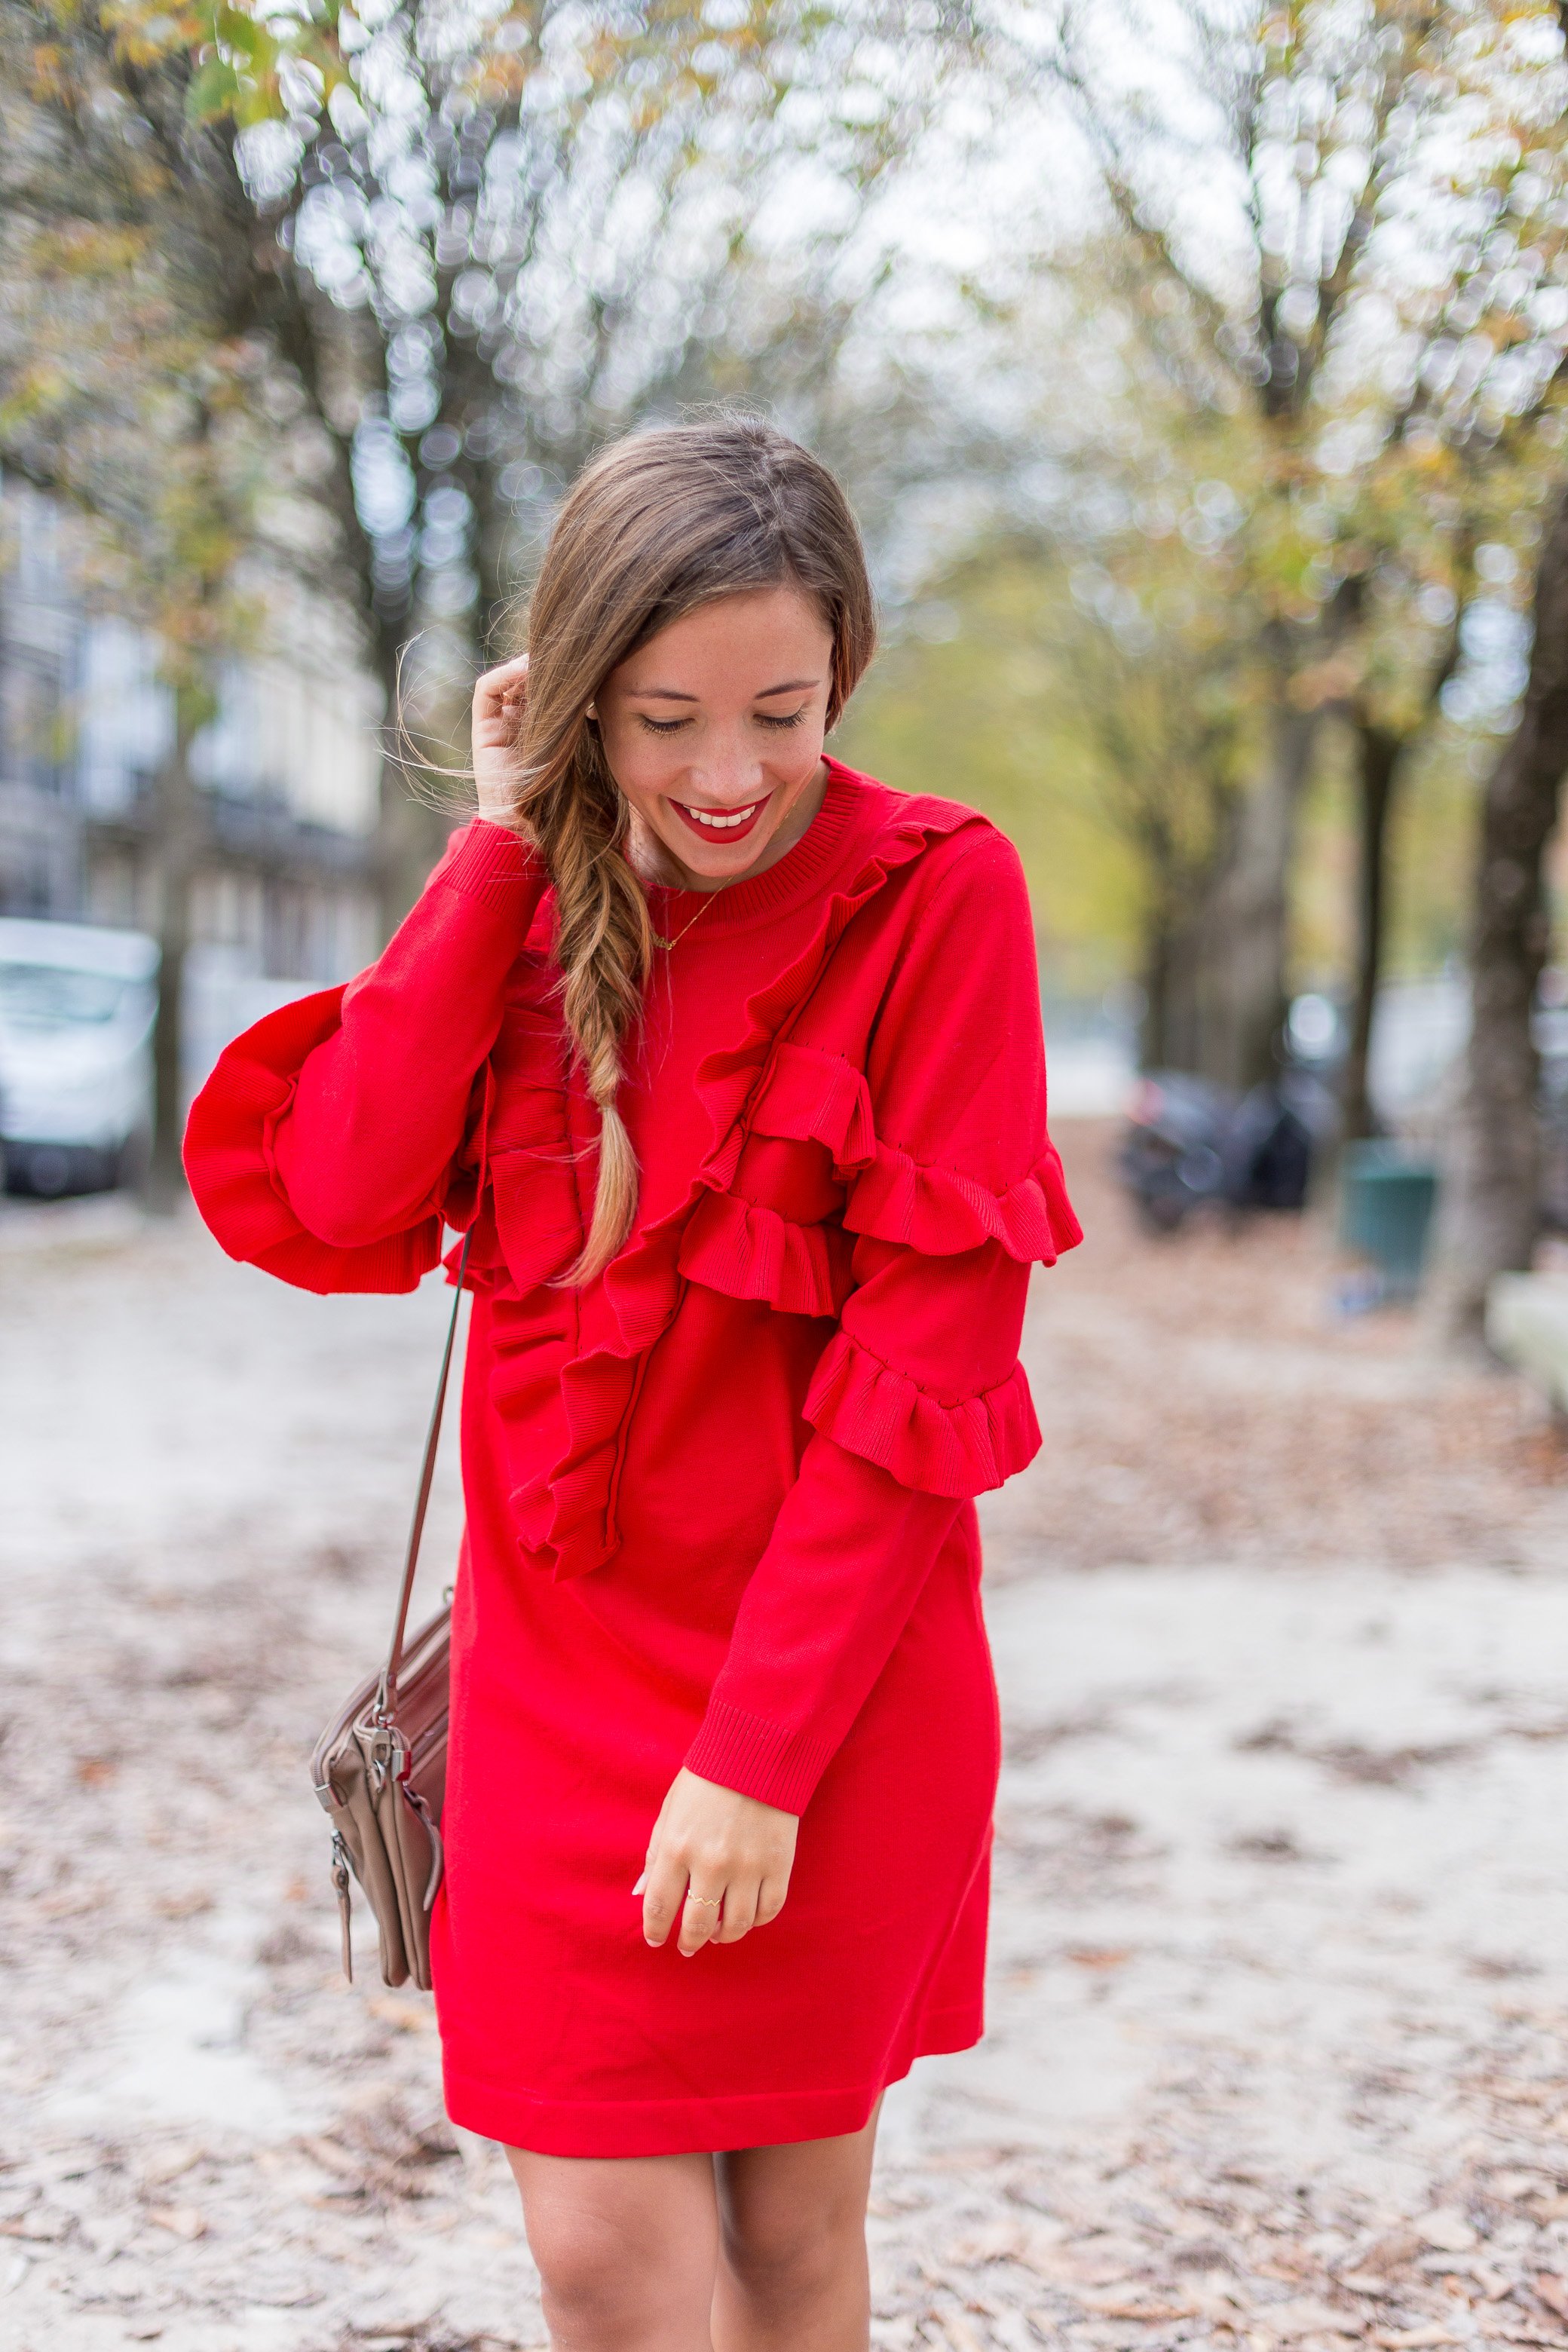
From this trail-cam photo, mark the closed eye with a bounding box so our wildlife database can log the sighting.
[634,706,810,737]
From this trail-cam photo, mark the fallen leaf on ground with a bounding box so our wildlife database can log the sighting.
[1076,2291,1202,2320]
[366,1995,436,2033]
[154,1888,215,1919]
[1258,2298,1357,2335]
[1532,2274,1568,2320]
[0,2211,69,2241]
[1416,2211,1477,2253]
[136,2140,205,2188]
[145,2204,207,2240]
[933,2317,985,2352]
[1488,2173,1554,2198]
[299,2135,363,2181]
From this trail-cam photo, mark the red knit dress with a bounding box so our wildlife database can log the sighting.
[184,760,1080,2158]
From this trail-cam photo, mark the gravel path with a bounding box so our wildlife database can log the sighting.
[4,1130,1568,2352]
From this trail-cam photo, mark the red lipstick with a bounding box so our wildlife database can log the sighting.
[669,794,770,846]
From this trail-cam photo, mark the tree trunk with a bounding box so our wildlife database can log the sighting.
[1342,718,1405,1141]
[1427,482,1568,1340]
[1202,699,1321,1090]
[1138,908,1173,1070]
[143,708,202,1214]
[1141,896,1211,1072]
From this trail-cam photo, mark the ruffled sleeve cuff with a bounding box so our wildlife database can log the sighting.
[684,1698,841,1816]
[804,1327,1041,1498]
[183,988,444,1296]
[844,1137,1081,1263]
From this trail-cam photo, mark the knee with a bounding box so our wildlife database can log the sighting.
[721,2195,861,2305]
[525,2208,648,2347]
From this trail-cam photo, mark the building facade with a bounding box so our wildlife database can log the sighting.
[0,485,381,988]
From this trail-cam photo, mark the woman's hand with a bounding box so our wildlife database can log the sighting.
[639,1768,798,1957]
[472,654,529,823]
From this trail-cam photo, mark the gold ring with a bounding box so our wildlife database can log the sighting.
[684,1891,721,1909]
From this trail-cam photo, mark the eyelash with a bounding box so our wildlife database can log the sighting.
[634,709,809,737]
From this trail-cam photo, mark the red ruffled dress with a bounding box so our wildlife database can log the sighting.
[184,760,1080,2158]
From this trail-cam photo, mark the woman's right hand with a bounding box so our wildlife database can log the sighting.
[473,654,529,823]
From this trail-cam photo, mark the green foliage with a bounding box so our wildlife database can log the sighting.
[839,556,1153,994]
[0,0,274,694]
[931,0,1568,1069]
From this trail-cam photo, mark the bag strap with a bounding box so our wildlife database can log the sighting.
[377,1227,473,1720]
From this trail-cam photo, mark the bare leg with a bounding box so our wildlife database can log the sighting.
[506,2145,720,2352]
[711,2102,883,2352]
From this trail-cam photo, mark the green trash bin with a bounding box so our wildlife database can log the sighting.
[1338,1141,1439,1297]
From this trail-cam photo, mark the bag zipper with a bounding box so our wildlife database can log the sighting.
[329,1830,354,1981]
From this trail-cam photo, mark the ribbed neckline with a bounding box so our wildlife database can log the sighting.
[647,758,879,938]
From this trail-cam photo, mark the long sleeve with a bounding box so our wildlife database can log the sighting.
[184,820,544,1293]
[683,825,1079,1812]
[684,1436,964,1814]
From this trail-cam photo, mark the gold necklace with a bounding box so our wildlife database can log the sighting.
[651,887,721,953]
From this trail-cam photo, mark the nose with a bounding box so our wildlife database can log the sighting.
[679,732,767,809]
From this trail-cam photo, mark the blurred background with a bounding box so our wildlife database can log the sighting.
[7,0,1568,1339]
[8,6,1568,2351]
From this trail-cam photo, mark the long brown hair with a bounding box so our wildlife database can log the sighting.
[508,417,876,1284]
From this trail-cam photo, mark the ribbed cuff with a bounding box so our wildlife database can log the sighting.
[684,1698,840,1817]
[439,819,545,915]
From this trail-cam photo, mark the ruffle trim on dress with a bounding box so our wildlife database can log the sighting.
[746,1042,876,1172]
[678,1187,855,1318]
[844,1137,1082,1263]
[182,985,443,1296]
[534,796,992,1579]
[804,1328,1042,1499]
[439,786,1073,1574]
[488,1135,583,1298]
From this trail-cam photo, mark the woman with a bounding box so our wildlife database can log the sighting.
[185,418,1079,2352]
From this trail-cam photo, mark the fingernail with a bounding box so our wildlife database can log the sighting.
[632,1871,646,1895]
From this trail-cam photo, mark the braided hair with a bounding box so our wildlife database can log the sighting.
[507,419,875,1283]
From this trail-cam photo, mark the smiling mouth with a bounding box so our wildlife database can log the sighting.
[670,794,771,843]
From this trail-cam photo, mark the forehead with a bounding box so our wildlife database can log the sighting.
[617,586,832,683]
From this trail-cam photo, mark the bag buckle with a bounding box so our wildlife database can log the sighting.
[363,1721,410,1793]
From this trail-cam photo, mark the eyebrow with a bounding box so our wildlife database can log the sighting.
[626,677,820,701]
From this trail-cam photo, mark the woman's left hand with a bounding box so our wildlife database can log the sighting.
[639,1768,798,1956]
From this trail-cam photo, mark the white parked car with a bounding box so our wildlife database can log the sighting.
[0,917,158,1196]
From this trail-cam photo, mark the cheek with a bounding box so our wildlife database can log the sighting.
[774,727,827,782]
[601,727,675,818]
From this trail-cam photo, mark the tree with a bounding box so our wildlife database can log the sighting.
[2,0,967,1194]
[1,27,274,1203]
[835,516,1261,1044]
[1029,0,1435,1086]
[1299,0,1568,1139]
[1426,485,1568,1334]
[5,0,960,918]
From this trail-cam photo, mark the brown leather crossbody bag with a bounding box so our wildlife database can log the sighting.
[309,1233,470,1992]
